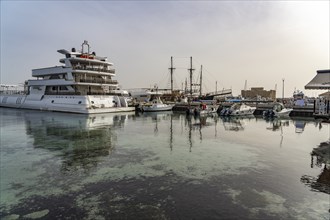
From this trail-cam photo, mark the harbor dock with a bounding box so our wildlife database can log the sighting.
[172,101,323,118]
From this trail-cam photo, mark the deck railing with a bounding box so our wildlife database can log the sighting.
[72,66,115,74]
[0,90,26,95]
[77,78,118,84]
[44,91,122,96]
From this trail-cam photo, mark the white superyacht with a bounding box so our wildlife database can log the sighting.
[0,41,135,114]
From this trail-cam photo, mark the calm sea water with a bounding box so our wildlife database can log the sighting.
[0,108,329,220]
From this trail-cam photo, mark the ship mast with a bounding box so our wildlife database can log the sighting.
[169,56,175,94]
[200,65,203,97]
[188,56,195,100]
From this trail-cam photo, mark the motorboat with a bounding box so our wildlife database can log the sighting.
[263,103,293,118]
[194,105,217,116]
[272,103,293,117]
[142,97,173,112]
[185,102,218,116]
[0,41,135,114]
[221,103,256,116]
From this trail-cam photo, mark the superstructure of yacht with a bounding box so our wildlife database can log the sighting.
[0,41,135,114]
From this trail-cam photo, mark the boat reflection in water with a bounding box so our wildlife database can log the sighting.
[220,115,255,131]
[23,110,135,173]
[265,118,290,132]
[138,111,174,135]
[139,111,219,152]
[185,114,219,151]
[301,141,330,194]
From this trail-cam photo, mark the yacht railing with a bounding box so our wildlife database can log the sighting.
[45,91,82,95]
[44,91,123,96]
[72,66,115,74]
[77,78,118,84]
[0,90,26,95]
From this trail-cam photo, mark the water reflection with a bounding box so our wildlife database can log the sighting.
[138,112,219,152]
[294,121,306,133]
[139,111,173,134]
[220,116,255,131]
[139,111,176,151]
[311,141,330,168]
[265,118,290,132]
[23,111,135,173]
[301,141,330,194]
[187,115,220,150]
[1,109,330,219]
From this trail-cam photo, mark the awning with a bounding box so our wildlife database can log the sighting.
[305,69,330,90]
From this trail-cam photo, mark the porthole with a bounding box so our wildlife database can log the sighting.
[51,100,54,103]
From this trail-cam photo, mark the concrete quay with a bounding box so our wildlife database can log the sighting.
[172,102,315,117]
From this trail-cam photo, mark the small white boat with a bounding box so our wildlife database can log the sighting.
[187,103,217,116]
[198,105,217,116]
[273,103,293,117]
[228,103,256,116]
[142,97,173,112]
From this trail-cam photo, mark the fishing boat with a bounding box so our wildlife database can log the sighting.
[142,97,173,112]
[0,41,135,114]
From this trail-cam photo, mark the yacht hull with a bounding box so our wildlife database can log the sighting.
[0,94,135,114]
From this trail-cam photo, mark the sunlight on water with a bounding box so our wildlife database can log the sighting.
[0,109,329,219]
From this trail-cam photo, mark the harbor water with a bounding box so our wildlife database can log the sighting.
[0,108,329,219]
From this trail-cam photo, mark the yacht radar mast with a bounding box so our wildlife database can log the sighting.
[82,40,90,54]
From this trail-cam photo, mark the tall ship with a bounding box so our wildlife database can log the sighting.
[0,41,135,114]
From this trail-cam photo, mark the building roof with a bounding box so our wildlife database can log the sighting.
[305,69,330,90]
[319,91,330,97]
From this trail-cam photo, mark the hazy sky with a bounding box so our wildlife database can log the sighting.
[1,1,329,97]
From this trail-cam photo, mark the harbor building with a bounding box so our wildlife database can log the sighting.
[241,87,276,101]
